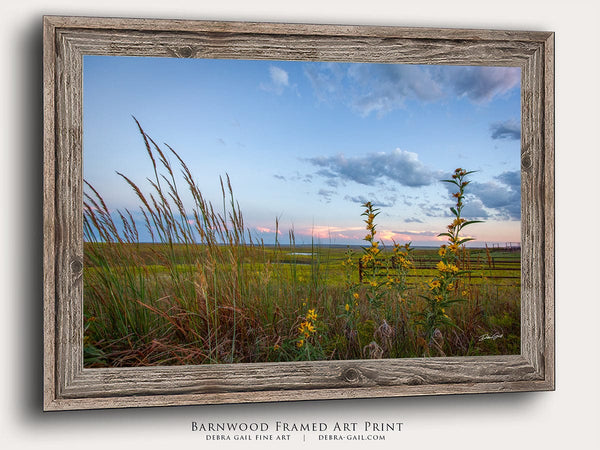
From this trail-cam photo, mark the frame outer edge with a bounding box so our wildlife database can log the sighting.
[41,15,553,41]
[42,16,58,410]
[43,379,555,411]
[544,32,555,390]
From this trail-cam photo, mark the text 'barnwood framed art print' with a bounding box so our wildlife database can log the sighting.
[43,15,554,410]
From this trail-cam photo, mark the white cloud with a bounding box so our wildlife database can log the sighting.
[269,66,289,87]
[303,63,521,117]
[490,119,521,140]
[439,66,520,104]
[465,171,521,220]
[260,66,291,95]
[307,148,436,187]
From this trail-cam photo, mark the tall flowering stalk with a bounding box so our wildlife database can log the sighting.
[418,168,482,348]
[360,202,385,308]
[361,201,381,268]
[438,168,482,256]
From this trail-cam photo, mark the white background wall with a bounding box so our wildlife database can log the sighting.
[1,1,598,449]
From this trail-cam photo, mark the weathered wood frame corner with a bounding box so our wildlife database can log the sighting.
[43,15,554,411]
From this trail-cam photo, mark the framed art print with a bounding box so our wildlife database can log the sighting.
[43,16,554,410]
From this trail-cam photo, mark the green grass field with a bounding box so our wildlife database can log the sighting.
[84,241,520,366]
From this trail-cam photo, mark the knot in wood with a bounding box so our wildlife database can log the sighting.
[521,151,532,171]
[341,367,361,383]
[70,258,83,275]
[405,376,425,385]
[178,46,194,58]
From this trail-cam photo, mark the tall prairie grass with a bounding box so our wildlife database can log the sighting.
[83,121,520,367]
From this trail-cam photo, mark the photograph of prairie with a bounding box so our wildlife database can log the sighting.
[83,56,521,367]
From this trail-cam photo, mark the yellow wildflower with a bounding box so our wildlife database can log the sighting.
[438,246,447,257]
[297,339,304,348]
[345,303,350,312]
[429,279,441,290]
[451,218,466,228]
[298,320,315,338]
[353,292,359,300]
[306,309,317,321]
[436,261,459,273]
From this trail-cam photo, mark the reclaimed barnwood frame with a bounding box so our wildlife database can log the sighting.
[43,15,554,411]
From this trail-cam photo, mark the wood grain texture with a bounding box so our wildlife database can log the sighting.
[520,46,545,375]
[42,16,57,412]
[543,33,555,389]
[42,16,555,411]
[60,355,539,398]
[56,28,542,66]
[42,15,554,42]
[45,379,553,411]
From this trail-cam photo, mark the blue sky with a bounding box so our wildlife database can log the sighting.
[83,56,521,247]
